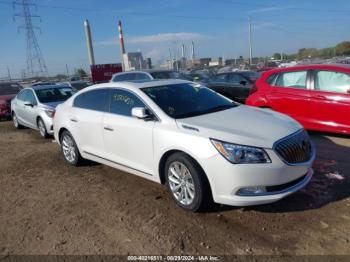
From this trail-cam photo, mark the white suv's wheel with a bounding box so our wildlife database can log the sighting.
[60,130,82,166]
[165,152,212,212]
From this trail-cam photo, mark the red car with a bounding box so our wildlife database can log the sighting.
[0,82,22,119]
[246,64,350,135]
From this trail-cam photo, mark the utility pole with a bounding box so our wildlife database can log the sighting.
[13,0,48,78]
[7,67,11,81]
[248,17,253,65]
[174,49,179,71]
[65,64,69,78]
[169,48,173,69]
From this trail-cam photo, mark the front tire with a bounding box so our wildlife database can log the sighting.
[12,112,23,129]
[165,152,211,212]
[60,130,83,166]
[37,118,48,138]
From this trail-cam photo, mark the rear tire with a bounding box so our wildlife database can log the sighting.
[37,118,49,138]
[60,130,83,166]
[12,112,23,129]
[165,152,211,212]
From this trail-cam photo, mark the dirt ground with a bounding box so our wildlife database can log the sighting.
[0,120,349,256]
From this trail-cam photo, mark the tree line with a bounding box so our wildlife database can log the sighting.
[272,41,350,60]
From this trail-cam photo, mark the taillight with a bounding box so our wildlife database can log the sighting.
[52,110,56,118]
[249,84,258,95]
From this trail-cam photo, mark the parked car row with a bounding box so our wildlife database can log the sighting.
[9,63,349,212]
[6,77,315,212]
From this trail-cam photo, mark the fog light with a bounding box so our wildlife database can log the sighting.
[237,186,267,196]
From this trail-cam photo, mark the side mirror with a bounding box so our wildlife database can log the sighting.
[131,107,149,119]
[24,101,34,107]
[240,80,247,86]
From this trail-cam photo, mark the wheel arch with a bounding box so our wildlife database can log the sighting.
[158,150,212,192]
[58,127,69,143]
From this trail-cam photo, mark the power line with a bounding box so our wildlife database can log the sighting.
[13,0,48,77]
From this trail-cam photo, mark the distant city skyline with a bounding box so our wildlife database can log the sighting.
[1,0,350,78]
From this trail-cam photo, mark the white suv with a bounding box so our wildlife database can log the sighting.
[53,80,315,212]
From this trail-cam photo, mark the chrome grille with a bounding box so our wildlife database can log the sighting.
[273,130,313,164]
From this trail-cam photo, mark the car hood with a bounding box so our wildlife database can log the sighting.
[176,105,303,148]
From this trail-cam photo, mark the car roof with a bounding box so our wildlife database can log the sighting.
[89,79,192,91]
[30,85,72,91]
[267,63,350,74]
[112,69,178,76]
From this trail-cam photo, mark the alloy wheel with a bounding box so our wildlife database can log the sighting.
[62,134,76,163]
[13,114,18,128]
[168,161,196,206]
[38,120,46,137]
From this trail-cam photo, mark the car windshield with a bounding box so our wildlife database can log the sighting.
[35,87,74,103]
[0,83,21,95]
[150,71,188,80]
[142,83,237,119]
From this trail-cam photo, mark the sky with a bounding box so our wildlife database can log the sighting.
[1,0,350,78]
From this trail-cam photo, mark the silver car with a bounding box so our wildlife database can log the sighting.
[11,85,74,138]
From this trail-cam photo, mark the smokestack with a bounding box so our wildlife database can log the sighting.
[83,19,95,65]
[191,41,195,61]
[118,20,126,71]
[181,44,185,58]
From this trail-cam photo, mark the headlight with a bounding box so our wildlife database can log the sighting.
[210,138,271,164]
[44,109,55,118]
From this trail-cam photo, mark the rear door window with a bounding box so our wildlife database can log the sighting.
[109,89,146,117]
[134,73,151,80]
[17,90,28,101]
[275,71,307,89]
[73,89,108,112]
[315,70,350,94]
[211,74,227,83]
[228,74,247,85]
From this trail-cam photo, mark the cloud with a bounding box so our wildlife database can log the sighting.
[248,6,292,14]
[96,32,209,46]
[128,32,207,43]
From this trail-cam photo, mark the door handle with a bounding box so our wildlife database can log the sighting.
[70,116,78,122]
[104,126,114,131]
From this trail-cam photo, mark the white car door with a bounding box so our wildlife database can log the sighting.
[103,88,155,176]
[14,89,28,124]
[22,89,38,128]
[69,89,108,157]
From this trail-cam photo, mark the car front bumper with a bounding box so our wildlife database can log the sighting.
[201,148,315,207]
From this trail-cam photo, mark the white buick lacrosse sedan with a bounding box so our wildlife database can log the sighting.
[53,79,315,212]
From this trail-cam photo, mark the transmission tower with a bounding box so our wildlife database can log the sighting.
[13,0,48,78]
